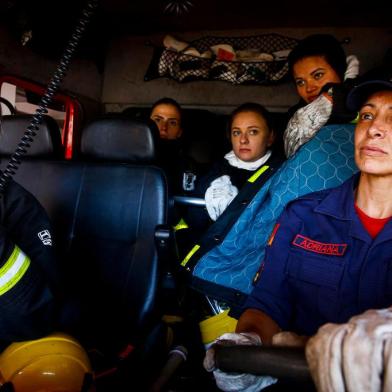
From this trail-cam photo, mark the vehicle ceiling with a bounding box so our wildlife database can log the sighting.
[0,0,390,61]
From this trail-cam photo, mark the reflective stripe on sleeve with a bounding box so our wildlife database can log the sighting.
[0,246,31,296]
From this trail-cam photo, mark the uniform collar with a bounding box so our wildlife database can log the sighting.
[314,173,359,221]
[315,173,392,243]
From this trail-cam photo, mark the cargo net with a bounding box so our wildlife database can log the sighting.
[145,34,299,85]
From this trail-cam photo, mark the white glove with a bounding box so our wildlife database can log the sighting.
[284,94,332,158]
[205,175,238,221]
[204,332,278,392]
[306,307,392,392]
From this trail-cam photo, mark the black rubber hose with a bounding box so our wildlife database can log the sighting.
[148,345,188,392]
[214,345,314,384]
[0,0,98,197]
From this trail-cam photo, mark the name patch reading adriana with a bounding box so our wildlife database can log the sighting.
[292,234,347,256]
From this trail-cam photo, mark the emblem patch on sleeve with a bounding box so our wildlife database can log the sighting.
[292,234,347,256]
[38,230,52,246]
[183,172,197,191]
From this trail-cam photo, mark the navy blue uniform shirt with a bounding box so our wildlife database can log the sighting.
[244,173,392,336]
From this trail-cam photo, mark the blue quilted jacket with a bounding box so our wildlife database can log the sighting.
[192,124,358,303]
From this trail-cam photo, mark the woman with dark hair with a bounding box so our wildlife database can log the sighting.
[284,34,360,157]
[148,97,200,197]
[150,97,183,140]
[288,34,348,98]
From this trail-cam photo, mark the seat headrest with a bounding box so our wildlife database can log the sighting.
[80,117,159,163]
[0,115,63,158]
[122,107,150,121]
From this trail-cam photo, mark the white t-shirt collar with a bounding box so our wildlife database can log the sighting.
[224,150,272,171]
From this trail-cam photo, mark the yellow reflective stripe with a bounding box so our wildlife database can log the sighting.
[0,246,30,296]
[247,165,269,183]
[351,113,359,124]
[174,218,189,232]
[180,244,200,267]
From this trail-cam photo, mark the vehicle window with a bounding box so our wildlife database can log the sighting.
[1,83,66,128]
[0,75,82,159]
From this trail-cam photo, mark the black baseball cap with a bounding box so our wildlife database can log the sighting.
[346,68,392,111]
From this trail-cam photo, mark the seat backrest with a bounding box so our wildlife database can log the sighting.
[80,116,158,163]
[0,114,64,158]
[0,117,168,346]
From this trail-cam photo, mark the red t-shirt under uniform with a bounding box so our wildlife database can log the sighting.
[355,204,392,239]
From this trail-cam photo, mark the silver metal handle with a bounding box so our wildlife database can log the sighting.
[173,195,206,206]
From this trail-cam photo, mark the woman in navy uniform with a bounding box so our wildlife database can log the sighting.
[204,73,392,391]
[238,73,392,342]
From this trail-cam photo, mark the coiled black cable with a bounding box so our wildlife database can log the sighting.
[0,0,98,197]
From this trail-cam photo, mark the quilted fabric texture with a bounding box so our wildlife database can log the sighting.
[193,124,358,296]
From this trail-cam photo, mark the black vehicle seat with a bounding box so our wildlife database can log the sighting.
[0,115,170,388]
[80,116,158,163]
[181,109,230,173]
[0,114,64,158]
[79,115,177,307]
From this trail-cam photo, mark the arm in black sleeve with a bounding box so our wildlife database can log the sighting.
[0,181,60,345]
[2,181,62,295]
[0,225,57,344]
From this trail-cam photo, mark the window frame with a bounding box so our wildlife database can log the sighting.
[0,74,83,159]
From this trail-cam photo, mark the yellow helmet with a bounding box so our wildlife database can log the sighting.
[0,332,93,392]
